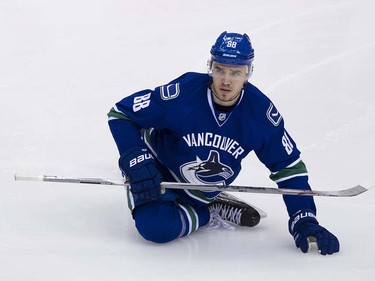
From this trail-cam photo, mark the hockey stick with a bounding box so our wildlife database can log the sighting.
[14,174,371,197]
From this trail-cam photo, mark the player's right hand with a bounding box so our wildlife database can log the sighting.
[119,147,162,206]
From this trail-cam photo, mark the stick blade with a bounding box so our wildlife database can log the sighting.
[333,185,368,197]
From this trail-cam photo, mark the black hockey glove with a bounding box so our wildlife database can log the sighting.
[119,147,162,207]
[288,209,340,255]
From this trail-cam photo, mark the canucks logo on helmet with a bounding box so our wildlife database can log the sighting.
[210,31,254,67]
[209,31,255,78]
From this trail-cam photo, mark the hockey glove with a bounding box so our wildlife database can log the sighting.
[289,209,340,255]
[119,147,162,207]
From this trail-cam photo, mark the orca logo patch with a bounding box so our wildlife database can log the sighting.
[180,150,234,185]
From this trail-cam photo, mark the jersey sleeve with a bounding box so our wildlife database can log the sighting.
[107,87,167,156]
[252,98,316,216]
[107,72,193,157]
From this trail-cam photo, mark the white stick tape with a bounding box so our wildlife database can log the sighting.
[14,174,44,182]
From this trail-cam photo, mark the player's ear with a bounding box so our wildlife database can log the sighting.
[248,64,254,78]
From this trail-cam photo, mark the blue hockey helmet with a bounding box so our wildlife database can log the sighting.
[210,31,254,68]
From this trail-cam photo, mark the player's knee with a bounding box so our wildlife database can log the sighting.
[133,201,182,243]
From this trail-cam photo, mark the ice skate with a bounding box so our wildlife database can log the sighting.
[208,192,266,227]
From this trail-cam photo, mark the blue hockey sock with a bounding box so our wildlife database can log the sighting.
[133,201,209,243]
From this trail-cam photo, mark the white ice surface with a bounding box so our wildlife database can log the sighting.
[1,0,375,280]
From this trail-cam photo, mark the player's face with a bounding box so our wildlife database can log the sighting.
[210,63,248,106]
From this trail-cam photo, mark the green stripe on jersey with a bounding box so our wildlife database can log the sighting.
[107,107,131,120]
[143,128,153,144]
[184,189,214,204]
[269,160,308,183]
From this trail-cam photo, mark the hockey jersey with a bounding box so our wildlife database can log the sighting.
[108,72,316,216]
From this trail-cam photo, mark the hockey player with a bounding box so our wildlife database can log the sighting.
[107,31,339,255]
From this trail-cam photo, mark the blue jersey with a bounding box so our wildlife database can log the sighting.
[108,72,316,216]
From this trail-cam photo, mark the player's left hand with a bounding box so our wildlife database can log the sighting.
[289,209,340,255]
